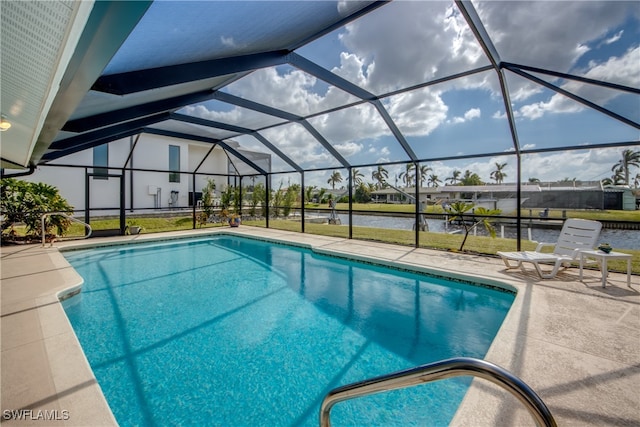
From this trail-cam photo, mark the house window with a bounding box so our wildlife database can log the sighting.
[93,144,109,180]
[169,145,180,183]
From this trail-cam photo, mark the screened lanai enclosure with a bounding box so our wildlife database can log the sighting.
[1,0,639,251]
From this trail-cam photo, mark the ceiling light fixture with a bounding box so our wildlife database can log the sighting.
[0,115,11,131]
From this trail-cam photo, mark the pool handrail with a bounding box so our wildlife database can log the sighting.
[41,212,92,247]
[319,356,557,427]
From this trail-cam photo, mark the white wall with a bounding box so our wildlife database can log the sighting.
[18,133,241,215]
[189,144,228,199]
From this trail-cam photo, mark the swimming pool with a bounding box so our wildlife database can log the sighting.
[62,235,514,426]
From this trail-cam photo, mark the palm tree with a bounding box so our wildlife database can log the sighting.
[602,167,625,186]
[634,173,640,189]
[418,165,432,187]
[371,165,389,189]
[612,149,640,186]
[444,201,501,251]
[490,162,507,184]
[304,185,316,203]
[427,174,442,188]
[351,168,364,186]
[446,170,461,185]
[327,171,342,189]
[399,163,415,187]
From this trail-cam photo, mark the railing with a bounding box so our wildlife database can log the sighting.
[41,212,92,247]
[320,357,557,427]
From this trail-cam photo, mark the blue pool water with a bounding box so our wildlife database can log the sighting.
[62,236,514,426]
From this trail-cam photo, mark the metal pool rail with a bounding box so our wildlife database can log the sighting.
[41,212,92,246]
[320,357,557,427]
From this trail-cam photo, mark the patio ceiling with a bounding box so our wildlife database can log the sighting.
[1,0,638,173]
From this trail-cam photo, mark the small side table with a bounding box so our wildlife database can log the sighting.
[579,250,632,288]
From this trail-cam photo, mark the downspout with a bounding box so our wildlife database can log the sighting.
[1,164,36,178]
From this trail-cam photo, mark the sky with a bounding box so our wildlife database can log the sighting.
[179,0,640,188]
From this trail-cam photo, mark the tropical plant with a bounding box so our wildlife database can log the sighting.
[317,188,328,204]
[220,185,233,209]
[304,185,316,203]
[459,170,484,186]
[1,178,74,238]
[446,170,461,185]
[399,163,415,187]
[427,174,442,188]
[444,201,501,251]
[419,165,432,187]
[354,181,371,203]
[233,186,243,212]
[602,168,625,186]
[201,178,216,219]
[271,182,284,217]
[282,185,298,217]
[490,162,507,184]
[371,165,389,189]
[250,183,265,217]
[612,149,640,186]
[327,171,343,189]
[351,168,364,186]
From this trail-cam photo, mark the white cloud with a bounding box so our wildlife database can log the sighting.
[337,2,487,94]
[509,83,543,103]
[448,107,481,124]
[475,1,636,100]
[581,45,640,89]
[368,145,390,157]
[603,30,624,45]
[333,141,363,157]
[519,149,617,182]
[516,46,640,120]
[477,1,632,69]
[492,110,506,119]
[220,36,237,48]
[384,88,448,136]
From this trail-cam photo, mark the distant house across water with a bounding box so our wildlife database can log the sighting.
[371,182,638,211]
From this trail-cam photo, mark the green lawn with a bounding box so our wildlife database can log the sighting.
[249,218,639,275]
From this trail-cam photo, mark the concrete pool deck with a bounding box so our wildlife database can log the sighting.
[1,226,638,426]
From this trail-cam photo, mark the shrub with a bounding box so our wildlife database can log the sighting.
[1,178,74,238]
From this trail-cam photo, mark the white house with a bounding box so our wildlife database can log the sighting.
[21,132,270,216]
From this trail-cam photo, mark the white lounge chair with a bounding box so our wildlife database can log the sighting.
[497,218,602,279]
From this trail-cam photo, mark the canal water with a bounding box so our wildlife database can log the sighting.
[332,213,639,250]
